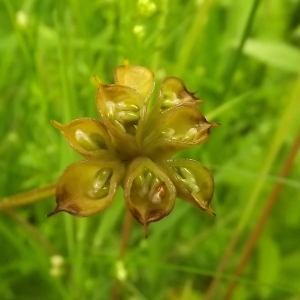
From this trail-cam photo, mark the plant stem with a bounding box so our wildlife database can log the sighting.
[222,128,300,300]
[119,209,134,258]
[5,210,57,255]
[222,0,261,99]
[111,209,133,300]
[151,0,168,73]
[0,183,56,212]
[175,0,214,75]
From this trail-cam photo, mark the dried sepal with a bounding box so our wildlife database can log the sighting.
[143,105,218,159]
[48,160,124,217]
[52,118,116,159]
[123,157,176,236]
[114,60,155,103]
[162,159,215,215]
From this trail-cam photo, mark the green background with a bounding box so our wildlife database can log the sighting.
[1,0,300,299]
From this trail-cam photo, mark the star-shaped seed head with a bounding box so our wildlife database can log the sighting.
[49,61,218,236]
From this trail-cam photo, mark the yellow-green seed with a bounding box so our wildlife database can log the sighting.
[178,167,200,193]
[75,130,106,151]
[90,184,109,199]
[179,167,195,181]
[114,120,126,132]
[116,101,139,112]
[106,101,116,119]
[134,174,146,189]
[144,170,154,185]
[162,128,175,137]
[182,128,197,142]
[93,168,112,190]
[117,111,140,122]
[162,92,180,108]
[150,183,165,204]
[148,177,161,202]
[134,174,149,197]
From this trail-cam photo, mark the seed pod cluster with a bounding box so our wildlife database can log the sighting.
[49,61,218,236]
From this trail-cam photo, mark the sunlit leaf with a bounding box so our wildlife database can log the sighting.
[257,237,280,299]
[244,39,300,73]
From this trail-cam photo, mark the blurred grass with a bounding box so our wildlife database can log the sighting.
[1,0,300,299]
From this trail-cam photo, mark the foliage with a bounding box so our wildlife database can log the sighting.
[1,0,300,299]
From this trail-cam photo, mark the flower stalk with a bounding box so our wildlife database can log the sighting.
[0,183,56,211]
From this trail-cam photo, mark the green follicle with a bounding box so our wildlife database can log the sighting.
[89,168,112,199]
[178,166,212,212]
[75,130,107,151]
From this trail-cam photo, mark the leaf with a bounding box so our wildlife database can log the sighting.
[244,39,300,73]
[256,236,280,299]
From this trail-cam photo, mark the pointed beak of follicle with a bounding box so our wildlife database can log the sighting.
[205,206,216,217]
[93,76,102,87]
